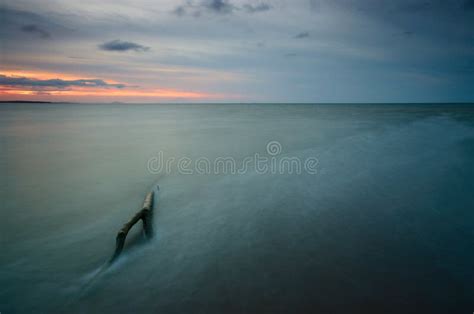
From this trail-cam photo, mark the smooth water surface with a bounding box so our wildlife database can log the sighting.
[1,103,473,313]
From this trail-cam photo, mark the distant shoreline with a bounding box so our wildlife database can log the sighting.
[0,100,53,104]
[0,100,76,104]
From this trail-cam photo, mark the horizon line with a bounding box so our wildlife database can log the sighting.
[1,100,474,105]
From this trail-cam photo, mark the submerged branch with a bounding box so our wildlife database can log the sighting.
[109,187,157,263]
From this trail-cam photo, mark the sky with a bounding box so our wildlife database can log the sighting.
[0,0,473,103]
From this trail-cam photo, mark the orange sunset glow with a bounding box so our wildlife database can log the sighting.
[0,70,218,102]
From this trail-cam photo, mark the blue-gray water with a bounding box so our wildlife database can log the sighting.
[0,103,473,313]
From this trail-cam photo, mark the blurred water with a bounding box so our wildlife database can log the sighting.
[0,103,473,313]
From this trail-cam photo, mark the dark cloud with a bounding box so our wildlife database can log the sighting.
[173,0,271,17]
[205,0,234,14]
[309,0,474,14]
[0,5,70,41]
[0,6,46,28]
[294,32,310,39]
[173,5,187,16]
[20,24,50,39]
[463,0,474,10]
[0,75,126,89]
[397,0,474,13]
[243,3,271,13]
[99,40,150,52]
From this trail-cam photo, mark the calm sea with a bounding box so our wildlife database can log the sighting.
[1,103,473,313]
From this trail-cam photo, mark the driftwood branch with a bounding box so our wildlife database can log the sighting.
[110,188,157,263]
